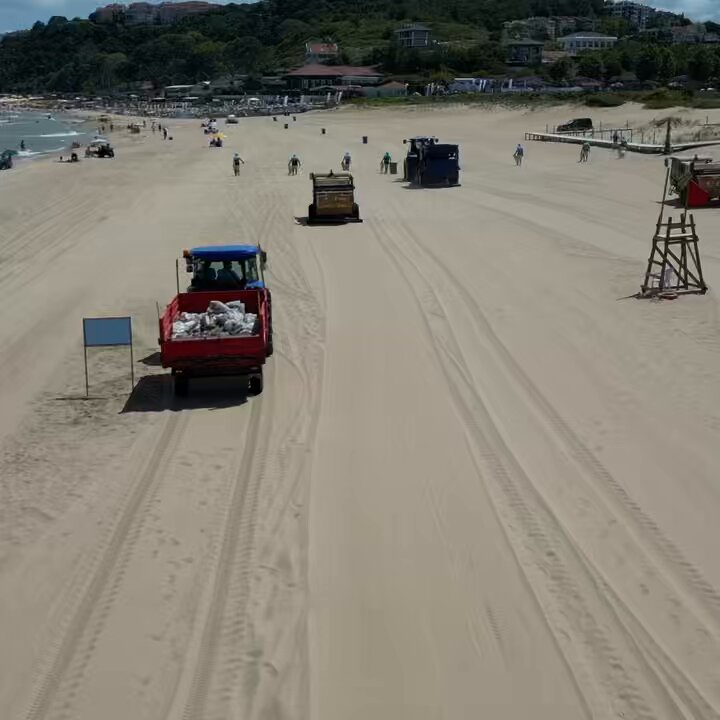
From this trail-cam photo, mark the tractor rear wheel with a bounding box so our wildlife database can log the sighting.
[308,204,316,223]
[351,202,360,220]
[174,375,189,397]
[249,373,264,396]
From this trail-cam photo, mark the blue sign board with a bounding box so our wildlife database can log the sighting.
[82,316,135,396]
[83,317,132,347]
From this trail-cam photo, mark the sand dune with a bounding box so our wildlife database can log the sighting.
[1,103,720,720]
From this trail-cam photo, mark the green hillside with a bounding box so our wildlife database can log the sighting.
[0,0,605,92]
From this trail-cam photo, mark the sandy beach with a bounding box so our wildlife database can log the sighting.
[1,102,720,720]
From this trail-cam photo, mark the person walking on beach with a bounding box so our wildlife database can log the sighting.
[613,131,619,146]
[341,151,352,171]
[579,141,590,163]
[513,143,524,167]
[288,154,302,176]
[233,152,245,176]
[381,151,391,174]
[20,140,25,152]
[163,127,168,140]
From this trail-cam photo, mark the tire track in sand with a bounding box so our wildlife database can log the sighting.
[24,413,189,720]
[177,396,267,720]
[170,187,327,720]
[394,212,720,628]
[369,216,715,720]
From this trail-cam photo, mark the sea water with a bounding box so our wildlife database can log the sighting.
[0,111,90,159]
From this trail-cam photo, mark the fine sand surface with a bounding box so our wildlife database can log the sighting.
[1,103,720,720]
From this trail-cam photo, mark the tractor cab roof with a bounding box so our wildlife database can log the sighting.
[188,244,260,261]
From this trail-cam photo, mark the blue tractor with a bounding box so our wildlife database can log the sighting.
[403,136,460,187]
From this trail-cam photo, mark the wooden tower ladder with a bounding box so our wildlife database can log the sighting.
[640,212,708,297]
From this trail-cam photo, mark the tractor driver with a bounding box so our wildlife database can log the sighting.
[195,260,216,288]
[217,260,245,288]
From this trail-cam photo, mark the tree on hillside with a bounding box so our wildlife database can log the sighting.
[600,17,630,39]
[671,43,689,76]
[548,57,573,83]
[657,48,676,83]
[0,0,682,92]
[636,46,659,81]
[619,47,636,72]
[576,51,602,79]
[602,50,622,80]
[224,36,264,74]
[687,45,715,82]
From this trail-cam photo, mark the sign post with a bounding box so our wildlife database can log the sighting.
[82,317,134,396]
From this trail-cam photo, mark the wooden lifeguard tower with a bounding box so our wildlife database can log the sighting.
[640,168,708,298]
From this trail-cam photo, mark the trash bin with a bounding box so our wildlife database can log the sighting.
[284,123,289,129]
[321,128,326,135]
[362,136,368,144]
[293,116,297,122]
[389,161,398,175]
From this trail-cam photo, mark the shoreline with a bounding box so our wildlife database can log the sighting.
[1,110,173,175]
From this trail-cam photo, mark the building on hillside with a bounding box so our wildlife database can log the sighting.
[671,23,720,44]
[503,15,599,41]
[90,3,125,23]
[285,64,383,90]
[504,17,555,40]
[609,1,653,29]
[609,1,684,30]
[157,2,221,24]
[305,41,339,64]
[394,23,432,49]
[654,9,684,27]
[558,32,617,55]
[505,40,544,66]
[91,2,220,25]
[556,16,600,35]
[125,2,155,24]
[526,16,557,38]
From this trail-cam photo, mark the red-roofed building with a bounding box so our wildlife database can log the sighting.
[286,64,384,90]
[305,41,339,64]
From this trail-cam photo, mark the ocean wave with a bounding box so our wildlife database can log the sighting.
[30,131,83,139]
[17,147,65,157]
